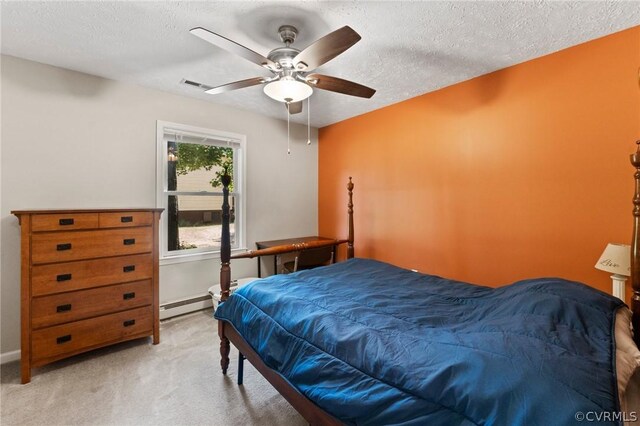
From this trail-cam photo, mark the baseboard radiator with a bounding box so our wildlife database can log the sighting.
[159,294,212,320]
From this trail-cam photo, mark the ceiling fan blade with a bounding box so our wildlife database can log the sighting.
[306,74,376,98]
[293,26,361,72]
[286,101,303,115]
[190,27,278,71]
[204,77,267,95]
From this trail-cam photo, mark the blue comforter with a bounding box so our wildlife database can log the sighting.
[214,258,625,425]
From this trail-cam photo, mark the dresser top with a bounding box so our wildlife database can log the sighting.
[12,208,164,216]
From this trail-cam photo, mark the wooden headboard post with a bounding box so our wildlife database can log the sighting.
[630,141,640,347]
[347,177,355,259]
[218,173,232,374]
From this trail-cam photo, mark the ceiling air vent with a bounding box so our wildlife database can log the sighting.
[180,79,213,91]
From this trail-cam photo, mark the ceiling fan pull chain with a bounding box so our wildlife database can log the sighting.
[287,103,291,155]
[307,98,311,145]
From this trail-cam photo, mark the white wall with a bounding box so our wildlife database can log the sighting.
[0,55,318,354]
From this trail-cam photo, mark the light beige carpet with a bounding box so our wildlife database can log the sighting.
[0,309,306,426]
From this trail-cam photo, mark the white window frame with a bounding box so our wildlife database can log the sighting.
[156,120,247,265]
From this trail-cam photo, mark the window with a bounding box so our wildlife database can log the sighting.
[157,121,246,262]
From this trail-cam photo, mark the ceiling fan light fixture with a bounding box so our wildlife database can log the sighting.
[263,77,313,103]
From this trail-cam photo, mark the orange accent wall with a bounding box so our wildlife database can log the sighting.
[319,26,640,298]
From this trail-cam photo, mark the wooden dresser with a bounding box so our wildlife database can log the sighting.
[12,208,163,383]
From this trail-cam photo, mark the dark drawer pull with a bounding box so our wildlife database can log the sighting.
[56,304,72,313]
[123,238,135,245]
[56,335,71,344]
[59,218,74,226]
[123,292,136,300]
[56,273,72,282]
[123,319,136,327]
[121,216,133,223]
[123,265,135,273]
[56,243,72,251]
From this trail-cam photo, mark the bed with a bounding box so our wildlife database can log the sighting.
[213,147,640,424]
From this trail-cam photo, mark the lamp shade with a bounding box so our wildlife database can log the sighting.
[263,77,313,103]
[595,243,631,276]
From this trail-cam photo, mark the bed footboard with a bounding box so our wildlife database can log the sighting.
[217,176,355,376]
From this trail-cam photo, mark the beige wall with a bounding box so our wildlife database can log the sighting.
[0,55,319,354]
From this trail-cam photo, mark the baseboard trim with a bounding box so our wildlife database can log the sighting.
[1,349,21,365]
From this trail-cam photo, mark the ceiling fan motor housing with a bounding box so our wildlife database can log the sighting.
[269,25,302,70]
[267,46,301,70]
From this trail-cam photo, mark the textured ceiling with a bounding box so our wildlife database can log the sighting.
[1,1,639,128]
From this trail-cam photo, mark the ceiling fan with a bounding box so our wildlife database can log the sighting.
[182,24,376,114]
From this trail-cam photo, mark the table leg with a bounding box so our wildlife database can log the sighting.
[238,351,245,386]
[257,257,261,278]
[273,255,278,275]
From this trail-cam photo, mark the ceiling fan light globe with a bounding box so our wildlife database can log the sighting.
[263,78,313,103]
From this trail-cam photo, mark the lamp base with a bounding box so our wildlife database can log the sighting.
[610,274,627,301]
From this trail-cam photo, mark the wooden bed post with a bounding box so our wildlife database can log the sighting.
[630,141,640,348]
[218,172,232,374]
[347,177,355,259]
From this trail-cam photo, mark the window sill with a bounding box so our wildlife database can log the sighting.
[160,247,248,266]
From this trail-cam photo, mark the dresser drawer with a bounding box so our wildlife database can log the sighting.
[99,212,153,229]
[31,227,152,264]
[31,254,153,296]
[31,306,153,364]
[32,280,152,329]
[32,213,99,232]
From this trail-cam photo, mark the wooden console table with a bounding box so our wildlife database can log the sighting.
[255,236,336,277]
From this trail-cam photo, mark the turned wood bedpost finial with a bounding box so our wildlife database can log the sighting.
[219,172,232,374]
[347,177,355,259]
[630,140,640,347]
